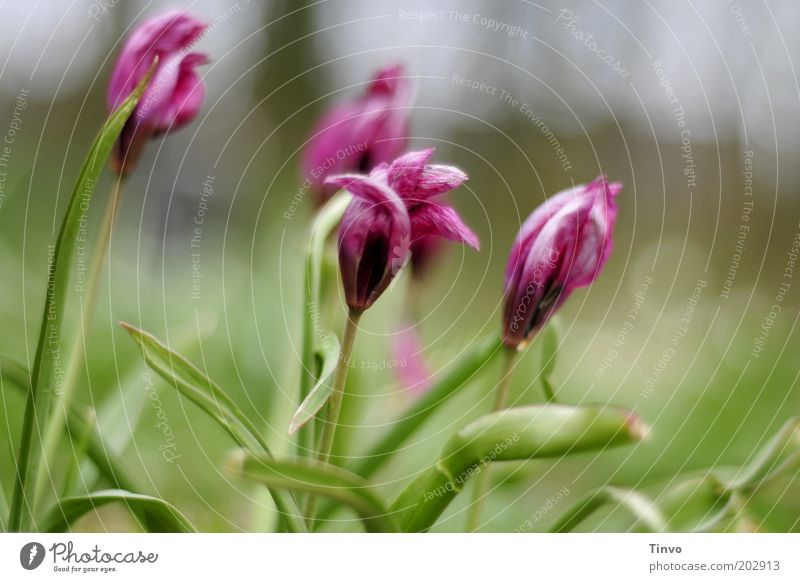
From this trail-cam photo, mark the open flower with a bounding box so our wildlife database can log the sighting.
[107,10,209,175]
[304,64,411,204]
[503,176,622,350]
[327,148,479,312]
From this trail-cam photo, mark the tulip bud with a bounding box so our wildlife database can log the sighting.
[503,176,622,349]
[304,64,411,205]
[107,10,209,175]
[327,149,479,312]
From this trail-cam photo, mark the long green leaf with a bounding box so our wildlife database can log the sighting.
[8,64,156,532]
[390,404,647,532]
[297,193,350,456]
[228,451,398,533]
[120,322,306,532]
[39,489,195,533]
[289,331,340,435]
[549,486,666,532]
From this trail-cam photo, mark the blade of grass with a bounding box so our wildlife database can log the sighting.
[7,63,156,532]
[228,451,398,533]
[120,322,306,532]
[39,489,195,533]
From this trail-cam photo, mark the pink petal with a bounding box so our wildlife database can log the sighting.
[388,148,435,195]
[391,324,434,394]
[409,202,480,250]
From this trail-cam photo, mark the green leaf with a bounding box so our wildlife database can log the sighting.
[658,474,731,532]
[7,63,156,532]
[120,321,268,452]
[390,404,647,532]
[39,489,195,533]
[289,331,340,434]
[0,354,139,494]
[297,193,350,456]
[228,451,398,533]
[314,334,505,523]
[354,334,505,478]
[549,486,666,533]
[120,322,307,532]
[723,416,800,492]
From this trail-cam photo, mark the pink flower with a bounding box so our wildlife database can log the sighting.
[303,64,411,205]
[327,148,479,312]
[107,10,209,175]
[503,176,622,349]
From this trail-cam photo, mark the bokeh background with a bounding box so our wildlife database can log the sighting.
[1,0,799,532]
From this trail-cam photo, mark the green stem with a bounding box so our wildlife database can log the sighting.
[466,347,518,531]
[59,407,96,498]
[297,194,349,458]
[304,309,361,527]
[33,178,125,512]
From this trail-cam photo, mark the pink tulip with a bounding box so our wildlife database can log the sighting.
[327,148,479,312]
[503,176,622,349]
[304,64,411,205]
[107,10,209,175]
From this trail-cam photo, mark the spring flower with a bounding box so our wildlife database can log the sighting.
[503,176,622,350]
[304,64,411,204]
[107,10,209,175]
[327,148,479,313]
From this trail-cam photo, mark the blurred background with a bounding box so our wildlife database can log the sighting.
[0,0,798,532]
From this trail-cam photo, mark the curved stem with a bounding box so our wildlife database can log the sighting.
[466,346,518,531]
[33,178,125,510]
[303,308,361,527]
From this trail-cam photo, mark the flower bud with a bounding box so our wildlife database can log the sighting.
[327,149,478,312]
[503,176,622,349]
[304,64,411,204]
[107,10,209,175]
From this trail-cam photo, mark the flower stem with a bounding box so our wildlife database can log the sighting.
[466,346,518,531]
[303,308,361,528]
[33,178,125,509]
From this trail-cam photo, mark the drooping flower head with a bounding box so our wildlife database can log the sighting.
[107,10,209,175]
[327,148,479,313]
[503,176,622,350]
[304,64,412,205]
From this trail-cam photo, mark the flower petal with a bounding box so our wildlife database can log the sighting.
[409,202,479,250]
[387,148,434,196]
